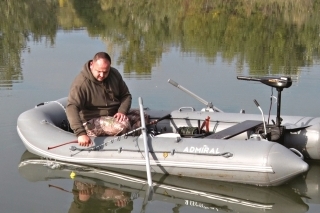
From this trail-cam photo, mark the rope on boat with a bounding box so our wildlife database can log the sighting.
[36,100,66,112]
[68,127,143,156]
[69,146,233,158]
[68,126,233,158]
[52,101,67,112]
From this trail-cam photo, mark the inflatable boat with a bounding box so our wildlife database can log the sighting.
[18,150,308,213]
[17,76,314,186]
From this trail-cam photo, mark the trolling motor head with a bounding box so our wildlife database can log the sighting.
[237,76,292,89]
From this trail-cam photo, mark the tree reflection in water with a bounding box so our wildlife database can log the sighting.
[0,0,57,89]
[1,0,320,88]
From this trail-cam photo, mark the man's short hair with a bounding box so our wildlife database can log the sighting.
[93,52,111,63]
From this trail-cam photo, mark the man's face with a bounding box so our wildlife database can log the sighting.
[90,58,111,81]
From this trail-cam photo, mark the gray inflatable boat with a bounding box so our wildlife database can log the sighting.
[17,92,308,186]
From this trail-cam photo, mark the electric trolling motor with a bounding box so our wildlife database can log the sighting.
[237,76,292,143]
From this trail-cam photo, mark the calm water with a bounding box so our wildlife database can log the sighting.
[1,0,320,212]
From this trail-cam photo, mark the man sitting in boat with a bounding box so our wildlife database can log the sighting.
[66,52,132,147]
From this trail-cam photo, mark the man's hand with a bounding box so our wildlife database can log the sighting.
[78,134,92,147]
[114,112,128,122]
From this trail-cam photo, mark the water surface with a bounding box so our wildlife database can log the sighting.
[1,1,320,212]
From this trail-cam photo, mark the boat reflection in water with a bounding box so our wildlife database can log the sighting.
[18,150,309,213]
[288,160,320,205]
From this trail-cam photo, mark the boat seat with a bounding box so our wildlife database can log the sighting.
[205,120,263,139]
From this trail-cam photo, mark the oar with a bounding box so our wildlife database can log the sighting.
[168,79,223,112]
[48,113,172,150]
[139,97,153,187]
